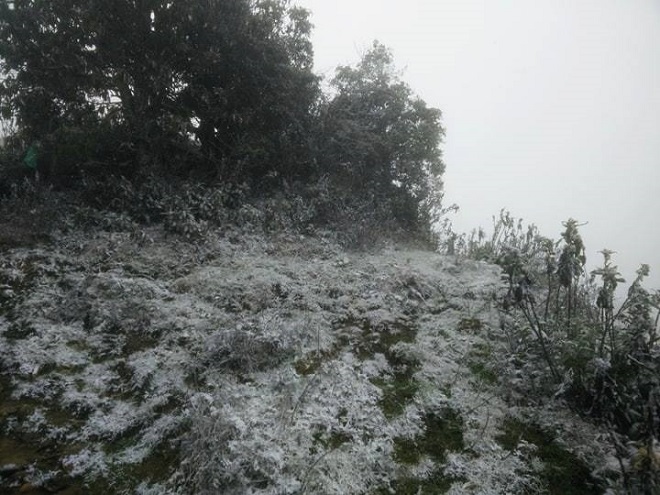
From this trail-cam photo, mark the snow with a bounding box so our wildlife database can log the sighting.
[0,228,618,492]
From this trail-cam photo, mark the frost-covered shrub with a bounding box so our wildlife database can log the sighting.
[245,176,437,248]
[163,206,208,240]
[493,217,660,492]
[80,173,164,222]
[449,210,549,265]
[0,179,70,247]
[203,316,300,374]
[180,393,297,495]
[64,206,138,232]
[80,173,247,238]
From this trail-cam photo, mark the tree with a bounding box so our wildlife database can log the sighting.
[319,42,445,234]
[0,0,319,182]
[175,0,319,180]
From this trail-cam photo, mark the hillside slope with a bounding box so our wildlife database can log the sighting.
[0,227,616,494]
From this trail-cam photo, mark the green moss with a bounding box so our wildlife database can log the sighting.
[421,408,465,463]
[386,409,465,494]
[467,361,498,385]
[47,364,88,378]
[123,331,160,354]
[458,318,483,332]
[374,376,418,419]
[392,437,421,465]
[310,420,354,457]
[371,356,421,419]
[0,255,66,319]
[45,403,89,427]
[102,422,149,453]
[0,390,45,434]
[312,429,353,451]
[0,436,40,466]
[152,394,183,416]
[184,370,207,389]
[428,304,454,316]
[392,407,465,468]
[0,430,77,493]
[0,370,13,402]
[84,439,181,494]
[465,342,497,385]
[4,320,36,339]
[334,314,422,418]
[470,341,492,357]
[495,418,605,494]
[66,340,89,353]
[438,383,452,398]
[106,360,148,403]
[294,347,341,375]
[335,315,418,362]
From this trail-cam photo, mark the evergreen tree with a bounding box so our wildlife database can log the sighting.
[0,0,319,181]
[320,42,445,232]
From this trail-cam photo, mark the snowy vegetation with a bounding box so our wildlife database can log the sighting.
[0,1,658,493]
[441,210,660,493]
[0,188,639,494]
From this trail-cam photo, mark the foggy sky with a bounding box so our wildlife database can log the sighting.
[297,0,660,293]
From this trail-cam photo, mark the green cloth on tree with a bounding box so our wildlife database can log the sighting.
[23,142,39,169]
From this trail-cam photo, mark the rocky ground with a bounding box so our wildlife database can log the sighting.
[0,224,619,494]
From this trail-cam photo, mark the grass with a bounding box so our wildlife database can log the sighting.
[371,362,420,419]
[387,407,466,493]
[495,418,605,494]
[331,314,423,418]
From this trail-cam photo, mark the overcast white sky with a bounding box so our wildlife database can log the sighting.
[296,0,660,292]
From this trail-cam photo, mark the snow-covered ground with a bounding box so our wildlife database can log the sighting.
[0,227,617,493]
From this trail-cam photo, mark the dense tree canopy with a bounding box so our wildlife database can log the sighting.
[0,0,319,179]
[0,5,447,238]
[320,42,446,229]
